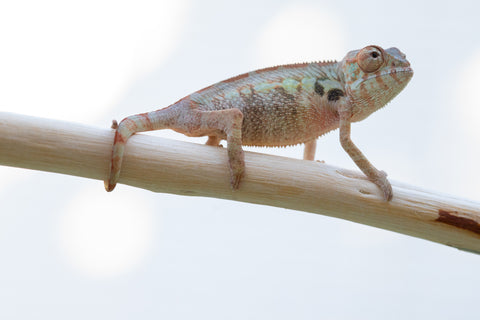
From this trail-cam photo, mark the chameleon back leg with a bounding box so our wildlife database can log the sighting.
[205,135,222,146]
[303,140,317,161]
[105,101,245,191]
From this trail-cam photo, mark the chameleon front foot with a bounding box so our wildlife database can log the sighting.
[370,170,393,201]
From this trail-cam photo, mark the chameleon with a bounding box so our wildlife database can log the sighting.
[105,45,413,201]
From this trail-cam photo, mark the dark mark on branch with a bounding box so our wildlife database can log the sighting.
[436,209,480,235]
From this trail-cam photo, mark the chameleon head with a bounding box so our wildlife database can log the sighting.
[338,45,413,122]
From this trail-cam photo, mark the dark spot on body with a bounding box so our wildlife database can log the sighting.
[436,209,480,235]
[327,88,344,101]
[314,80,324,96]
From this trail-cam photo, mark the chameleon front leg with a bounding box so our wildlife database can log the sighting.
[339,116,393,201]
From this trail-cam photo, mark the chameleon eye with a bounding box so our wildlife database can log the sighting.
[357,46,384,73]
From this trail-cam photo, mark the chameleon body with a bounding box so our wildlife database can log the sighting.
[105,45,413,201]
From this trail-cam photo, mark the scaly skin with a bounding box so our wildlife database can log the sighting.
[105,45,413,201]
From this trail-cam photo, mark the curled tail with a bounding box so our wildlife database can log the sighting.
[104,113,156,192]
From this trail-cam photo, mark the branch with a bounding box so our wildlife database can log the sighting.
[1,112,480,254]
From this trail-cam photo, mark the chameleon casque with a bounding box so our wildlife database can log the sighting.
[105,45,413,201]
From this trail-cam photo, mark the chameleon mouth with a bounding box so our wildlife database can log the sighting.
[382,66,414,84]
[386,66,414,76]
[379,66,414,78]
[351,66,413,88]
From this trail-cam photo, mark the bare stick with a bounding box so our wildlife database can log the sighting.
[1,112,480,253]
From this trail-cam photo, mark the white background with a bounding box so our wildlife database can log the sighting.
[1,0,479,319]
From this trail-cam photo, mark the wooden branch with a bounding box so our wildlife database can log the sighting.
[1,111,480,254]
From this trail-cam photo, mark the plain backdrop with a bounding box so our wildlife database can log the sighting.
[1,0,479,319]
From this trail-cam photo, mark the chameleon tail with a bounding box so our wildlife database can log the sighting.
[104,113,156,192]
[104,98,246,191]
